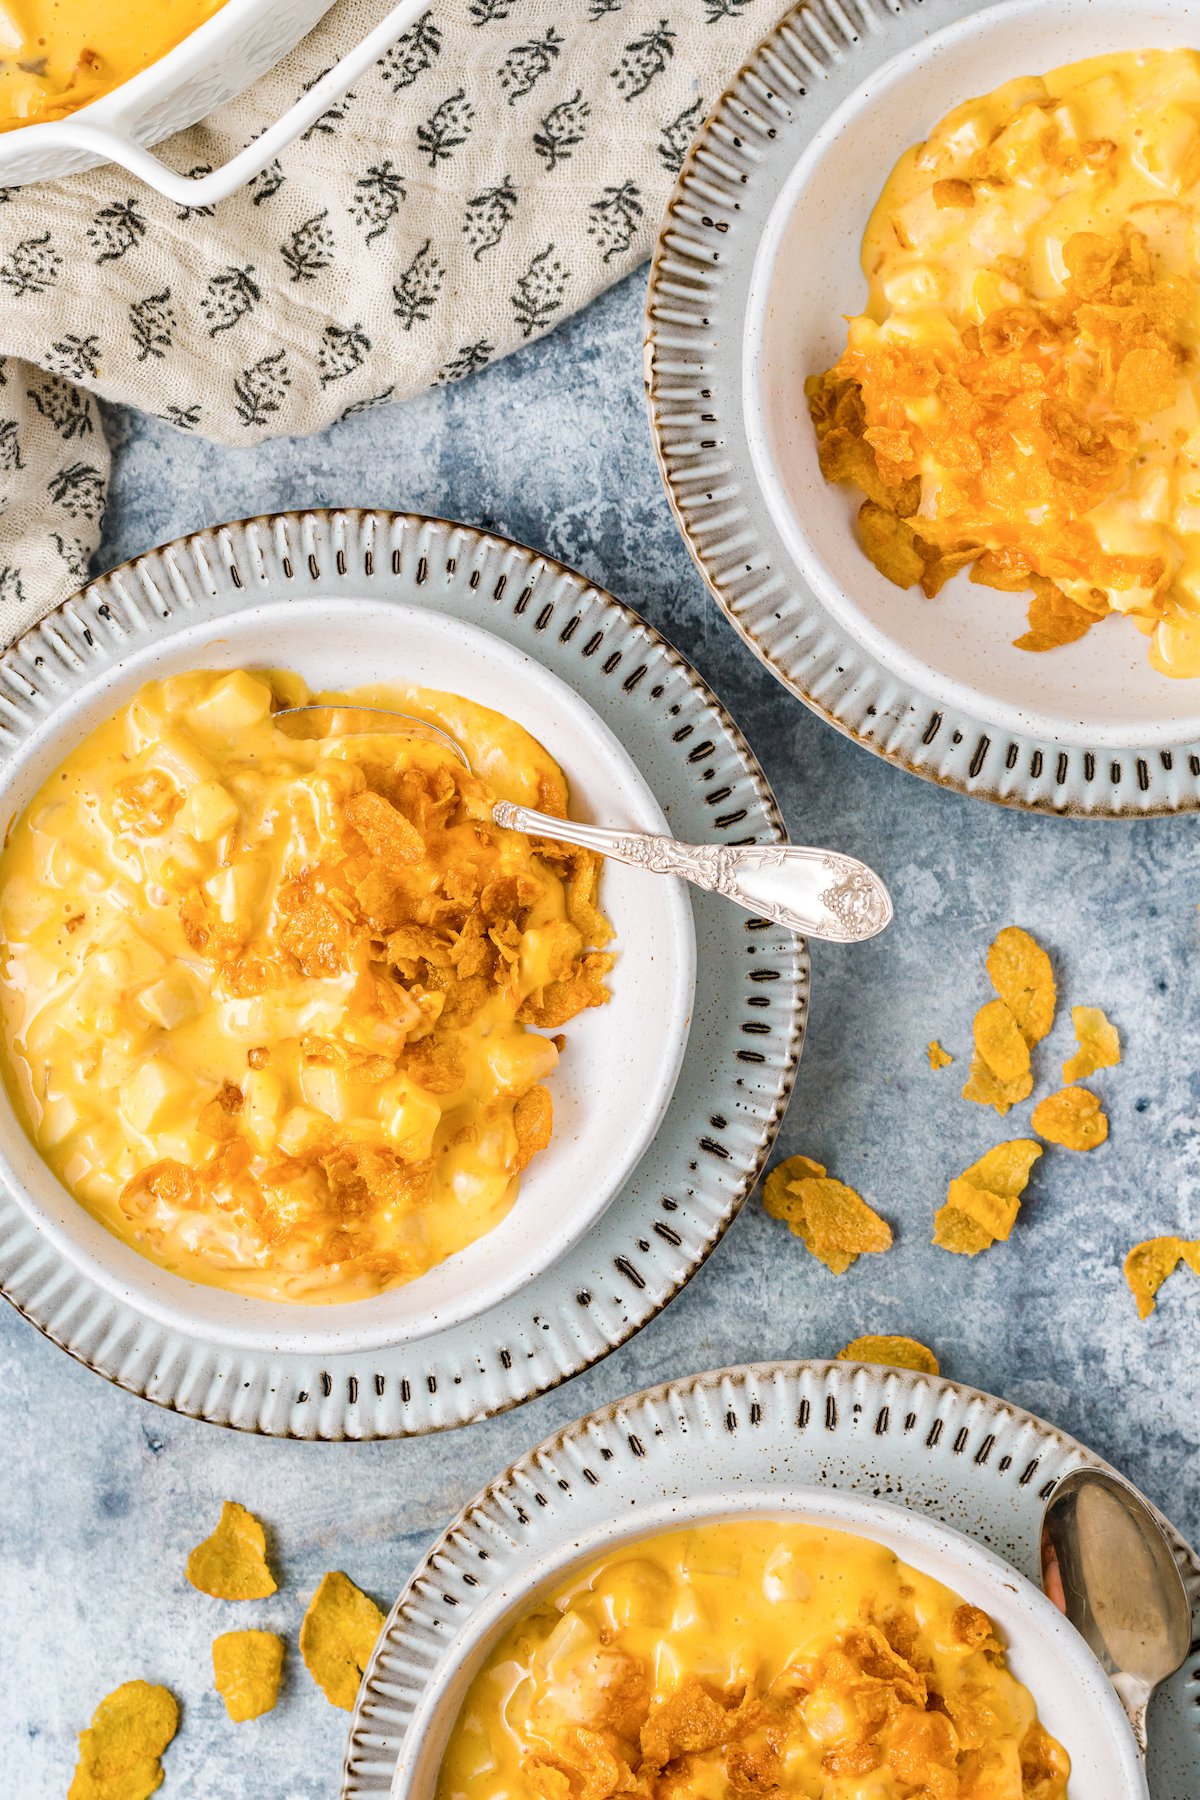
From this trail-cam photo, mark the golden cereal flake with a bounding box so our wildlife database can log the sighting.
[1125,1237,1200,1319]
[186,1500,277,1601]
[986,928,1056,1046]
[1031,1087,1109,1151]
[763,1156,893,1274]
[961,1053,1034,1117]
[927,1040,952,1070]
[213,1630,285,1723]
[1063,1005,1122,1082]
[836,1335,940,1375]
[933,1141,1042,1257]
[68,1681,179,1800]
[972,998,1031,1084]
[300,1571,386,1711]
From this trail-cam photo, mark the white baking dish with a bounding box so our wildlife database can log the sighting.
[0,0,428,204]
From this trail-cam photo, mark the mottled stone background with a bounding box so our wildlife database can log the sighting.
[4,270,1198,1795]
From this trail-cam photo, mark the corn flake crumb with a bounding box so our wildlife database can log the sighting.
[68,1681,178,1800]
[300,1570,386,1711]
[927,1040,952,1070]
[1031,1086,1108,1151]
[1125,1237,1200,1320]
[1063,1004,1121,1082]
[934,1140,1042,1257]
[836,1334,939,1375]
[213,1630,285,1723]
[763,1155,893,1274]
[186,1500,277,1601]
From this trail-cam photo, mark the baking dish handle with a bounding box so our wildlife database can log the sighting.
[46,0,431,207]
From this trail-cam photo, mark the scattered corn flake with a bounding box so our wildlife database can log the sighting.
[186,1500,277,1601]
[933,1140,1042,1257]
[763,1155,892,1275]
[836,1334,939,1376]
[68,1680,178,1800]
[1125,1238,1200,1320]
[986,927,1056,1045]
[927,1041,952,1070]
[213,1630,285,1723]
[961,1052,1033,1116]
[1031,1086,1108,1152]
[300,1570,386,1711]
[1063,1004,1121,1082]
[972,998,1030,1084]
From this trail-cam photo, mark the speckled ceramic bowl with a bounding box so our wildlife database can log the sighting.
[0,581,695,1358]
[646,0,1200,813]
[0,512,806,1436]
[344,1363,1165,1800]
[744,0,1200,753]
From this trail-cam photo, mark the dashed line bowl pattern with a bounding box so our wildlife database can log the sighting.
[644,0,1200,816]
[0,510,808,1438]
[341,1360,1200,1799]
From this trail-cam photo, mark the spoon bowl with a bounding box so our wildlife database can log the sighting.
[1041,1467,1194,1753]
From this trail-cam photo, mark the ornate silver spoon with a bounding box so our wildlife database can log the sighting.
[275,704,892,943]
[1041,1467,1193,1754]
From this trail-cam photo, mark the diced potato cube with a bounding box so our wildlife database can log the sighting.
[124,1057,194,1133]
[179,780,239,843]
[203,858,264,927]
[300,1063,356,1123]
[148,728,217,792]
[136,968,204,1030]
[193,672,273,737]
[276,1105,327,1156]
[242,1069,283,1150]
[40,1094,85,1148]
[485,1031,558,1093]
[381,1081,442,1161]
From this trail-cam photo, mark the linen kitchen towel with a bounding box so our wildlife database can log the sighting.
[0,0,776,636]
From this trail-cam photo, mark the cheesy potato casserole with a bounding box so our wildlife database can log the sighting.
[438,1519,1070,1800]
[808,49,1200,676]
[0,0,229,130]
[0,670,613,1303]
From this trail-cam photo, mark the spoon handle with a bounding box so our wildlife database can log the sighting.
[492,804,892,943]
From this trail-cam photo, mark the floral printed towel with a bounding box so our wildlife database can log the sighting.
[0,0,771,639]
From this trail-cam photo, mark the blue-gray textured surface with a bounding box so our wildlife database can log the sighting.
[5,269,1198,1795]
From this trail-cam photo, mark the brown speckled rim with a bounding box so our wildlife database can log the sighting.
[0,508,808,1438]
[341,1357,1200,1796]
[643,0,1200,818]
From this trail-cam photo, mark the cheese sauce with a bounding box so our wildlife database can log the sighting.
[846,49,1200,675]
[0,0,228,130]
[439,1520,1071,1800]
[0,670,613,1303]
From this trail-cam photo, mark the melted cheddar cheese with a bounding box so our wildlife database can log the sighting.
[439,1521,1071,1800]
[0,0,227,131]
[810,49,1200,675]
[0,670,613,1304]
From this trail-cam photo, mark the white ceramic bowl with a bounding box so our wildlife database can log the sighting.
[0,0,427,205]
[745,0,1200,751]
[389,1484,1148,1799]
[0,597,696,1355]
